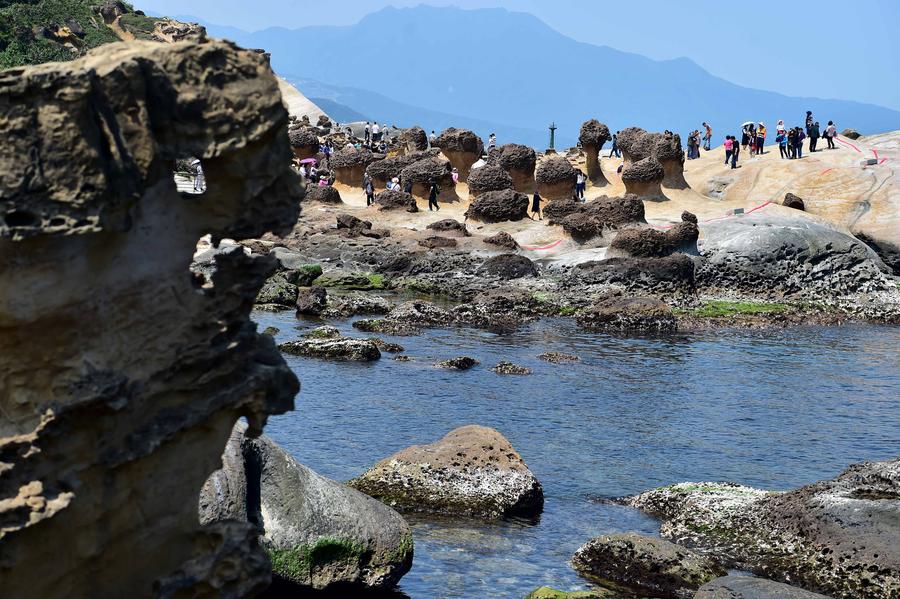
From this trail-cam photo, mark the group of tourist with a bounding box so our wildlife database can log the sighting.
[296,159,336,187]
[364,171,443,211]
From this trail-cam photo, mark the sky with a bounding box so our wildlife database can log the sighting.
[140,0,900,111]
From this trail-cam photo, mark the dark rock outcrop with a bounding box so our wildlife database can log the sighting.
[478,254,539,279]
[488,143,537,192]
[296,286,327,315]
[280,336,381,361]
[627,457,900,598]
[618,127,686,193]
[491,360,533,375]
[0,40,301,596]
[577,296,677,332]
[609,219,698,258]
[572,533,724,598]
[426,218,470,236]
[484,231,519,250]
[579,119,611,185]
[840,128,861,140]
[783,193,805,211]
[544,198,584,223]
[331,147,375,187]
[535,156,577,200]
[465,189,530,223]
[575,254,696,292]
[433,127,484,181]
[375,189,418,212]
[304,184,342,204]
[366,149,439,187]
[559,194,647,242]
[467,163,514,196]
[435,356,480,370]
[350,425,544,519]
[399,126,428,153]
[289,126,320,160]
[696,576,832,598]
[199,422,413,591]
[399,157,459,203]
[418,235,457,249]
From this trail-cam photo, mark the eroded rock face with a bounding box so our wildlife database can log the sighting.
[478,254,539,279]
[574,254,696,293]
[366,149,439,187]
[783,193,805,211]
[695,576,832,598]
[488,143,537,192]
[375,189,418,212]
[399,125,429,153]
[465,189,530,223]
[433,127,484,181]
[622,157,666,201]
[331,147,375,187]
[0,40,301,596]
[536,156,577,200]
[627,458,900,598]
[399,157,459,203]
[617,127,686,193]
[577,296,677,332]
[199,422,413,591]
[572,533,724,598]
[304,184,342,204]
[484,231,519,250]
[558,194,647,243]
[289,126,320,160]
[579,119,611,185]
[467,163,514,197]
[349,425,544,519]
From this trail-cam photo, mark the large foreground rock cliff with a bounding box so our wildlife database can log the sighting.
[0,39,301,596]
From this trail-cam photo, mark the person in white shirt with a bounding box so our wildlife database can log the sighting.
[190,158,205,192]
[372,122,380,142]
[824,121,837,149]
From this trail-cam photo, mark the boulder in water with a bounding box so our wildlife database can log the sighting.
[435,356,480,370]
[295,285,327,315]
[349,425,544,519]
[199,422,412,591]
[279,337,381,361]
[572,533,725,598]
[491,360,532,375]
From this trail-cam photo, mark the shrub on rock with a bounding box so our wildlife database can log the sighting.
[349,425,544,519]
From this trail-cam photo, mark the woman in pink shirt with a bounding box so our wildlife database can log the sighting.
[724,135,734,165]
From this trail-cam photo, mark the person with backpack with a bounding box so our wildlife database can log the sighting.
[809,121,821,152]
[428,180,441,211]
[364,175,375,206]
[776,130,789,159]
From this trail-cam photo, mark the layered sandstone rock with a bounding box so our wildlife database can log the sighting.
[578,119,611,185]
[350,425,544,519]
[331,146,375,187]
[433,127,484,181]
[488,143,537,192]
[0,40,301,596]
[535,156,577,200]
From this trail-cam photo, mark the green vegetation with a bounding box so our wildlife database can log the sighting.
[266,538,366,584]
[0,0,122,69]
[526,586,607,599]
[291,264,323,287]
[558,306,576,316]
[674,300,788,318]
[313,271,385,290]
[118,12,159,40]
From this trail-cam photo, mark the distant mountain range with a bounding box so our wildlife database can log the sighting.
[192,6,900,148]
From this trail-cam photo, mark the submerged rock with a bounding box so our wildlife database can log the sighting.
[525,588,608,599]
[572,533,724,599]
[350,425,544,519]
[538,352,579,364]
[626,457,900,598]
[695,576,832,598]
[435,356,480,370]
[199,423,412,591]
[279,337,381,361]
[577,296,676,332]
[491,360,532,375]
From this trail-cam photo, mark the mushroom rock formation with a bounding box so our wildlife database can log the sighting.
[535,156,578,200]
[366,149,440,188]
[622,157,666,201]
[578,119,611,185]
[464,189,530,223]
[375,189,418,212]
[467,163,514,197]
[488,144,537,192]
[399,126,429,154]
[655,132,688,189]
[304,185,342,204]
[331,147,375,187]
[543,198,584,224]
[617,127,656,167]
[399,157,460,203]
[316,114,332,130]
[558,194,647,243]
[289,126,320,160]
[433,127,484,181]
[0,40,301,596]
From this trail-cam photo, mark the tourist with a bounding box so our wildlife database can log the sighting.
[309,165,318,179]
[372,122,380,142]
[776,120,786,135]
[809,121,821,152]
[825,121,837,149]
[805,111,814,136]
[390,177,400,191]
[741,122,752,150]
[428,180,441,211]
[451,167,459,184]
[298,163,307,179]
[403,177,414,194]
[608,132,620,158]
[364,121,371,143]
[575,170,586,200]
[777,130,789,159]
[794,127,805,159]
[382,123,390,143]
[731,135,740,169]
[702,122,712,151]
[530,191,542,220]
[191,158,205,192]
[429,130,437,147]
[364,175,375,206]
[724,135,734,165]
[487,132,497,152]
[756,122,766,155]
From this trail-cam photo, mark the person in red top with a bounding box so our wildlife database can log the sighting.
[724,135,734,165]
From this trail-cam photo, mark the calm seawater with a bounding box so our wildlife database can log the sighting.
[253,309,900,598]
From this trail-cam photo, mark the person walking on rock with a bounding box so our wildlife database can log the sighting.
[702,122,712,151]
[575,170,586,200]
[805,111,814,136]
[741,122,752,151]
[530,191,542,220]
[364,175,375,206]
[756,122,766,155]
[794,127,805,159]
[364,122,371,143]
[724,135,734,165]
[731,135,740,169]
[451,167,459,184]
[191,158,205,192]
[429,130,437,147]
[487,133,497,154]
[825,121,837,149]
[777,130,789,159]
[428,179,441,211]
[608,132,620,158]
[403,177,414,194]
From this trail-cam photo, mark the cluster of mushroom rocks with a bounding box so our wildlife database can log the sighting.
[617,126,688,200]
[432,127,484,181]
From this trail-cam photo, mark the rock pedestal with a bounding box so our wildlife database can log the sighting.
[433,127,484,182]
[536,156,577,200]
[489,143,537,192]
[579,119,611,185]
[331,147,375,187]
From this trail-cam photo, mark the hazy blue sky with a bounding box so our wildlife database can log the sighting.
[141,1,900,110]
